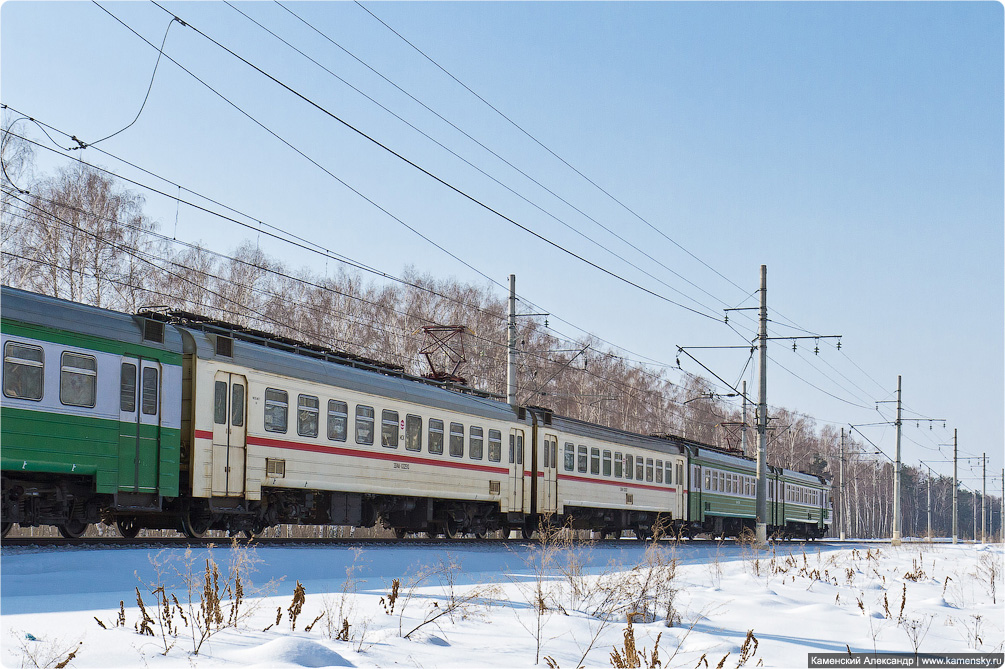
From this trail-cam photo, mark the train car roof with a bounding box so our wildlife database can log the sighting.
[0,286,184,353]
[179,327,519,423]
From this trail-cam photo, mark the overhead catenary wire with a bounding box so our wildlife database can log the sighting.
[139,0,724,323]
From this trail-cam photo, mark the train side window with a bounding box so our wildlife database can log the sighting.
[231,384,245,427]
[3,341,44,401]
[469,426,483,460]
[327,400,348,441]
[542,437,550,468]
[214,380,227,423]
[516,434,523,464]
[265,388,289,433]
[614,452,623,478]
[121,363,138,413]
[590,447,600,475]
[381,410,399,448]
[509,434,515,463]
[655,460,663,484]
[677,463,684,488]
[719,472,725,492]
[405,414,422,451]
[449,422,464,457]
[665,461,672,485]
[646,458,654,482]
[576,445,587,473]
[298,395,319,438]
[625,455,634,480]
[488,429,502,462]
[355,405,374,445]
[60,351,97,408]
[564,443,574,471]
[602,450,612,477]
[428,419,444,454]
[704,470,711,490]
[636,458,645,481]
[141,367,158,415]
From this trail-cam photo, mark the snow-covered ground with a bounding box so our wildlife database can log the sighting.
[2,538,1002,668]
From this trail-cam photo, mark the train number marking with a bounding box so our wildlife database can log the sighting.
[393,462,410,470]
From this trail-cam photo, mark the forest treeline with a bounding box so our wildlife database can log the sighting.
[2,127,998,540]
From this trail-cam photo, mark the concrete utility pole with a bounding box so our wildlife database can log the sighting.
[981,453,986,544]
[755,265,768,547]
[507,274,517,407]
[952,429,958,544]
[839,428,846,541]
[891,375,903,546]
[741,380,748,456]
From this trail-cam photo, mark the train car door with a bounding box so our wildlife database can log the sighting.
[540,434,558,514]
[691,463,703,523]
[211,372,247,497]
[118,357,162,495]
[508,429,525,513]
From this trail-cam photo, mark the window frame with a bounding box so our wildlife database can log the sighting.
[449,422,464,458]
[297,394,320,438]
[264,387,289,433]
[405,414,422,452]
[3,341,44,401]
[488,429,502,462]
[381,409,399,449]
[327,400,348,442]
[59,350,97,408]
[355,404,375,445]
[428,418,444,455]
[469,425,484,460]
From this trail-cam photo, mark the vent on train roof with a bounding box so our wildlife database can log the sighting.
[143,318,165,343]
[215,335,233,358]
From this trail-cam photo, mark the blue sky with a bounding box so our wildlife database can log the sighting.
[2,2,1002,489]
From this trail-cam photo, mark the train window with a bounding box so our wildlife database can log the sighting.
[232,384,245,427]
[4,342,44,401]
[265,388,289,433]
[488,429,502,462]
[405,415,422,451]
[327,400,348,441]
[298,395,319,438]
[590,447,600,475]
[509,434,515,463]
[449,423,464,457]
[381,410,399,448]
[602,450,612,477]
[614,452,623,478]
[355,405,374,445]
[704,470,710,490]
[676,463,684,488]
[542,436,551,468]
[121,363,138,413]
[60,351,97,408]
[625,455,633,480]
[551,440,556,470]
[665,461,672,485]
[141,367,158,415]
[428,419,444,454]
[646,459,654,482]
[655,460,663,484]
[470,426,483,460]
[516,434,523,465]
[564,443,574,471]
[214,381,227,423]
[719,472,725,493]
[636,458,645,481]
[577,446,588,473]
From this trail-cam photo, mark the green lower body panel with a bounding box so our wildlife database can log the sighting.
[1,407,180,497]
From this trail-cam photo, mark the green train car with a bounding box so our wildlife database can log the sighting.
[686,443,831,539]
[1,287,183,537]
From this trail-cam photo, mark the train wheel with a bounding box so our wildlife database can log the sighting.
[603,529,620,540]
[58,519,88,539]
[633,527,651,541]
[424,525,439,539]
[521,522,535,540]
[443,518,463,539]
[180,510,211,539]
[393,528,408,539]
[1,522,12,538]
[474,529,488,540]
[116,517,141,539]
